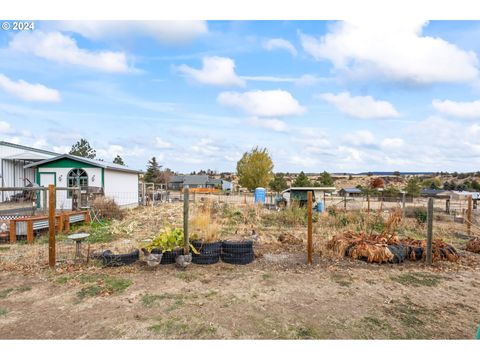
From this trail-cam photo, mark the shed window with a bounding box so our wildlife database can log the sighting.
[67,168,88,198]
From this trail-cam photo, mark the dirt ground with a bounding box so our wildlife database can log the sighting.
[1,250,479,340]
[1,203,480,339]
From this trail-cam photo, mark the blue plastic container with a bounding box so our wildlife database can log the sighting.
[254,187,266,204]
[315,200,325,213]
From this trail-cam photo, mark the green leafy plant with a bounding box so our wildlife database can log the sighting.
[147,227,199,254]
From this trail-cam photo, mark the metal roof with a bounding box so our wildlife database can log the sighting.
[0,141,59,156]
[282,187,336,194]
[24,154,142,174]
[183,175,209,185]
[341,187,363,193]
[3,151,53,161]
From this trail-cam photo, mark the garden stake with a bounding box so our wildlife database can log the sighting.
[307,191,313,265]
[183,185,190,255]
[48,184,56,268]
[426,197,433,265]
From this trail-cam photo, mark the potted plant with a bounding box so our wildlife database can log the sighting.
[148,227,197,264]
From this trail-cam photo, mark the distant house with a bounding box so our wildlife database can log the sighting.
[338,188,363,197]
[168,175,232,191]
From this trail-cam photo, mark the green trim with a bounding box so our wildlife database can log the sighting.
[38,158,100,169]
[101,168,105,187]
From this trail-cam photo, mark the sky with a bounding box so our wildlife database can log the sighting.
[0,20,480,173]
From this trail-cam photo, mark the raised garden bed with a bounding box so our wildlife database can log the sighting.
[221,240,255,265]
[191,240,222,265]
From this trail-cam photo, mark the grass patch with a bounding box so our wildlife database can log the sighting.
[330,273,353,287]
[0,246,10,252]
[262,272,273,280]
[0,308,7,316]
[16,285,32,293]
[354,316,396,339]
[290,325,319,339]
[56,276,71,284]
[0,288,14,299]
[148,317,189,336]
[104,277,132,294]
[85,221,114,243]
[391,272,441,287]
[141,293,169,307]
[166,295,185,313]
[75,276,132,302]
[175,271,198,283]
[77,285,102,300]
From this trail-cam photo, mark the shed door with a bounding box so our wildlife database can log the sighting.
[39,173,55,208]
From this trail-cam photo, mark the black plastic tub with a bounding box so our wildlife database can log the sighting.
[191,240,221,265]
[151,248,184,264]
[100,249,139,267]
[221,240,254,265]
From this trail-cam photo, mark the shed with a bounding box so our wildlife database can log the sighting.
[25,154,142,209]
[338,188,363,197]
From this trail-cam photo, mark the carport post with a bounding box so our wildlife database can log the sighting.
[48,184,56,268]
[426,197,434,265]
[307,191,313,265]
[183,185,190,255]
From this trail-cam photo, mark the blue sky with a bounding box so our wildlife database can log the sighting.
[0,20,479,173]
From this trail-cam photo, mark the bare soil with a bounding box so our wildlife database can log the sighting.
[1,250,479,339]
[1,202,479,339]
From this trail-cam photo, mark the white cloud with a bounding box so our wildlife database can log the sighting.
[248,117,288,132]
[263,38,297,56]
[241,74,327,86]
[52,145,71,154]
[97,144,124,159]
[318,92,400,119]
[191,138,220,156]
[381,137,405,150]
[0,121,12,133]
[9,31,130,73]
[300,20,479,84]
[217,89,305,117]
[432,99,480,119]
[52,21,208,44]
[343,130,375,146]
[155,137,173,149]
[176,56,245,87]
[0,74,60,102]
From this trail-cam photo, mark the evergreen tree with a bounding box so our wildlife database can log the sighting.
[317,171,334,186]
[69,138,96,159]
[113,155,125,165]
[144,157,162,183]
[292,171,312,187]
[269,172,288,193]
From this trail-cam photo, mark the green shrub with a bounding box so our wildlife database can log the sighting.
[413,208,427,224]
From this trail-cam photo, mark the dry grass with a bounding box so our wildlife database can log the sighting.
[92,196,125,220]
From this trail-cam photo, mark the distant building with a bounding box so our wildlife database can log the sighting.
[168,175,232,191]
[338,188,363,197]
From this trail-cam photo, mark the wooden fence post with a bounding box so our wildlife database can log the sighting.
[183,185,190,255]
[367,194,370,213]
[467,195,472,236]
[402,192,406,216]
[48,184,56,268]
[307,191,313,265]
[426,197,433,266]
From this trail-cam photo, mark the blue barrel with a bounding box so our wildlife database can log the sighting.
[315,200,324,213]
[254,187,266,204]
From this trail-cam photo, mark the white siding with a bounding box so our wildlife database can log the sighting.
[0,143,53,202]
[103,169,139,207]
[37,167,103,210]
